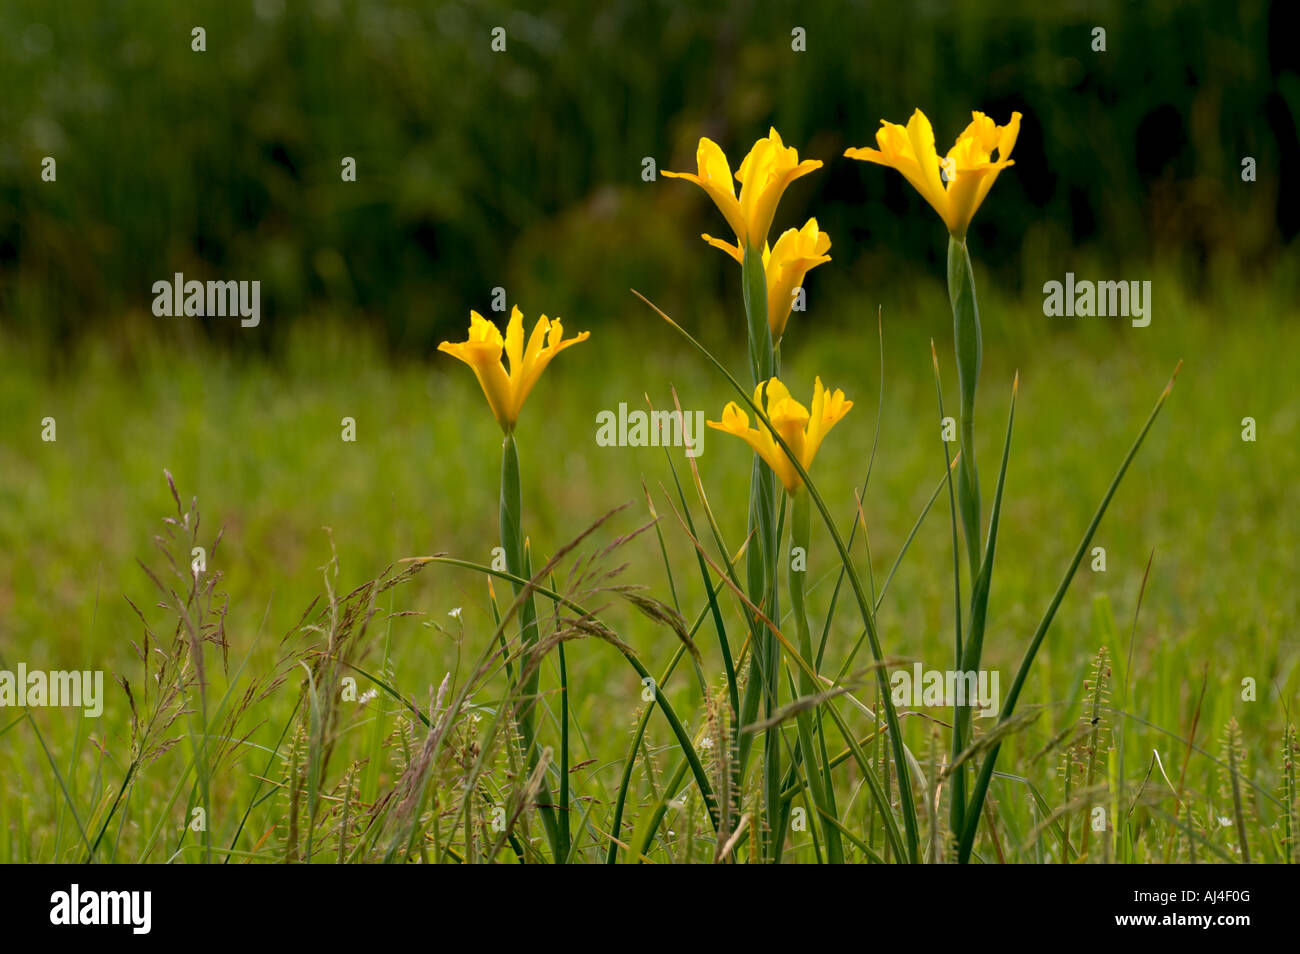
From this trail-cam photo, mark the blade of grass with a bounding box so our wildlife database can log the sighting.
[957,361,1181,862]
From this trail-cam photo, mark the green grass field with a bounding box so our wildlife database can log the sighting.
[1,268,1297,863]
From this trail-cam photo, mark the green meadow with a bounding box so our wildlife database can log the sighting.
[2,266,1296,862]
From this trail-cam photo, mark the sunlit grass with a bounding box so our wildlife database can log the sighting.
[1,271,1296,861]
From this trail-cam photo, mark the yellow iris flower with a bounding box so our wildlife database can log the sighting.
[708,376,852,494]
[702,218,831,339]
[665,128,822,253]
[438,306,588,432]
[845,108,1022,238]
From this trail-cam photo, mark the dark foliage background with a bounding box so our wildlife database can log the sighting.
[1,0,1294,351]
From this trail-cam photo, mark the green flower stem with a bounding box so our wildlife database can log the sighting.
[948,235,983,584]
[499,431,559,855]
[788,489,843,862]
[737,241,782,861]
[946,235,983,837]
[499,433,535,725]
[743,242,775,386]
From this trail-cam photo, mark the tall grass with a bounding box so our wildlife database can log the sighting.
[2,286,1296,863]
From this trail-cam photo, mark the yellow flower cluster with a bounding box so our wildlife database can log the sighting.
[666,128,830,340]
[440,110,1019,494]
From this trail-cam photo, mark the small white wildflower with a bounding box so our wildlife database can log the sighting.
[699,736,714,750]
[449,607,463,619]
[358,688,378,705]
[1218,816,1233,827]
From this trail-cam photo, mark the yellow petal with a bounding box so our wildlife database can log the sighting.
[707,402,786,481]
[758,376,805,492]
[858,121,952,227]
[801,376,853,467]
[665,138,748,247]
[708,401,750,437]
[943,165,993,236]
[749,160,823,249]
[523,312,551,368]
[695,137,737,199]
[843,145,889,164]
[966,112,1022,222]
[765,219,831,337]
[756,376,791,411]
[737,129,822,248]
[769,393,809,468]
[702,233,744,263]
[514,316,588,420]
[904,109,950,220]
[997,112,1022,162]
[438,312,514,430]
[504,306,525,376]
[956,111,999,156]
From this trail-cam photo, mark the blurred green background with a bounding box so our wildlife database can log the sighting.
[2,0,1296,351]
